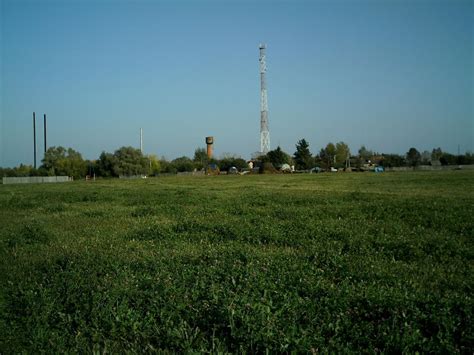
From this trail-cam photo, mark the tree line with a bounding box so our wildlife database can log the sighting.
[1,142,473,178]
[261,140,474,171]
[0,146,248,179]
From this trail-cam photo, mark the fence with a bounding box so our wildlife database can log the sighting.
[2,176,71,185]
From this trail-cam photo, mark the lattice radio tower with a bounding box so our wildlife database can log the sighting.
[259,43,270,154]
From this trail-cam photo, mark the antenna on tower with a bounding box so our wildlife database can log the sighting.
[259,43,270,154]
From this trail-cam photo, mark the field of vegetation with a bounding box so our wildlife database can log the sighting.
[0,171,472,352]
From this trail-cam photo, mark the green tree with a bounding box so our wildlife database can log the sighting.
[193,148,208,170]
[406,147,421,167]
[462,152,474,164]
[64,148,87,178]
[171,156,194,172]
[431,147,443,162]
[379,154,406,168]
[358,145,373,162]
[113,146,149,176]
[0,165,43,177]
[42,146,66,175]
[293,139,313,170]
[439,153,456,166]
[266,146,291,168]
[218,155,247,171]
[159,158,177,174]
[319,142,336,169]
[335,142,351,168]
[232,158,247,170]
[41,146,87,178]
[15,164,34,177]
[148,155,161,176]
[96,152,118,177]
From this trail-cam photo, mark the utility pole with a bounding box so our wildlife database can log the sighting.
[140,128,143,153]
[44,114,47,153]
[33,112,37,169]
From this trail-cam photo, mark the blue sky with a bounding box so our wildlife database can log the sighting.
[1,0,472,167]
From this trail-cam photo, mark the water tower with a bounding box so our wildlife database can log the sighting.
[206,136,214,159]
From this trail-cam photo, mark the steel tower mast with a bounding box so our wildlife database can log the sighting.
[259,43,270,154]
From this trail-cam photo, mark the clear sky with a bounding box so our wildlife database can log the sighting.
[1,0,472,167]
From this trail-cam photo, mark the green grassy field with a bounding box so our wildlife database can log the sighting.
[1,171,473,352]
